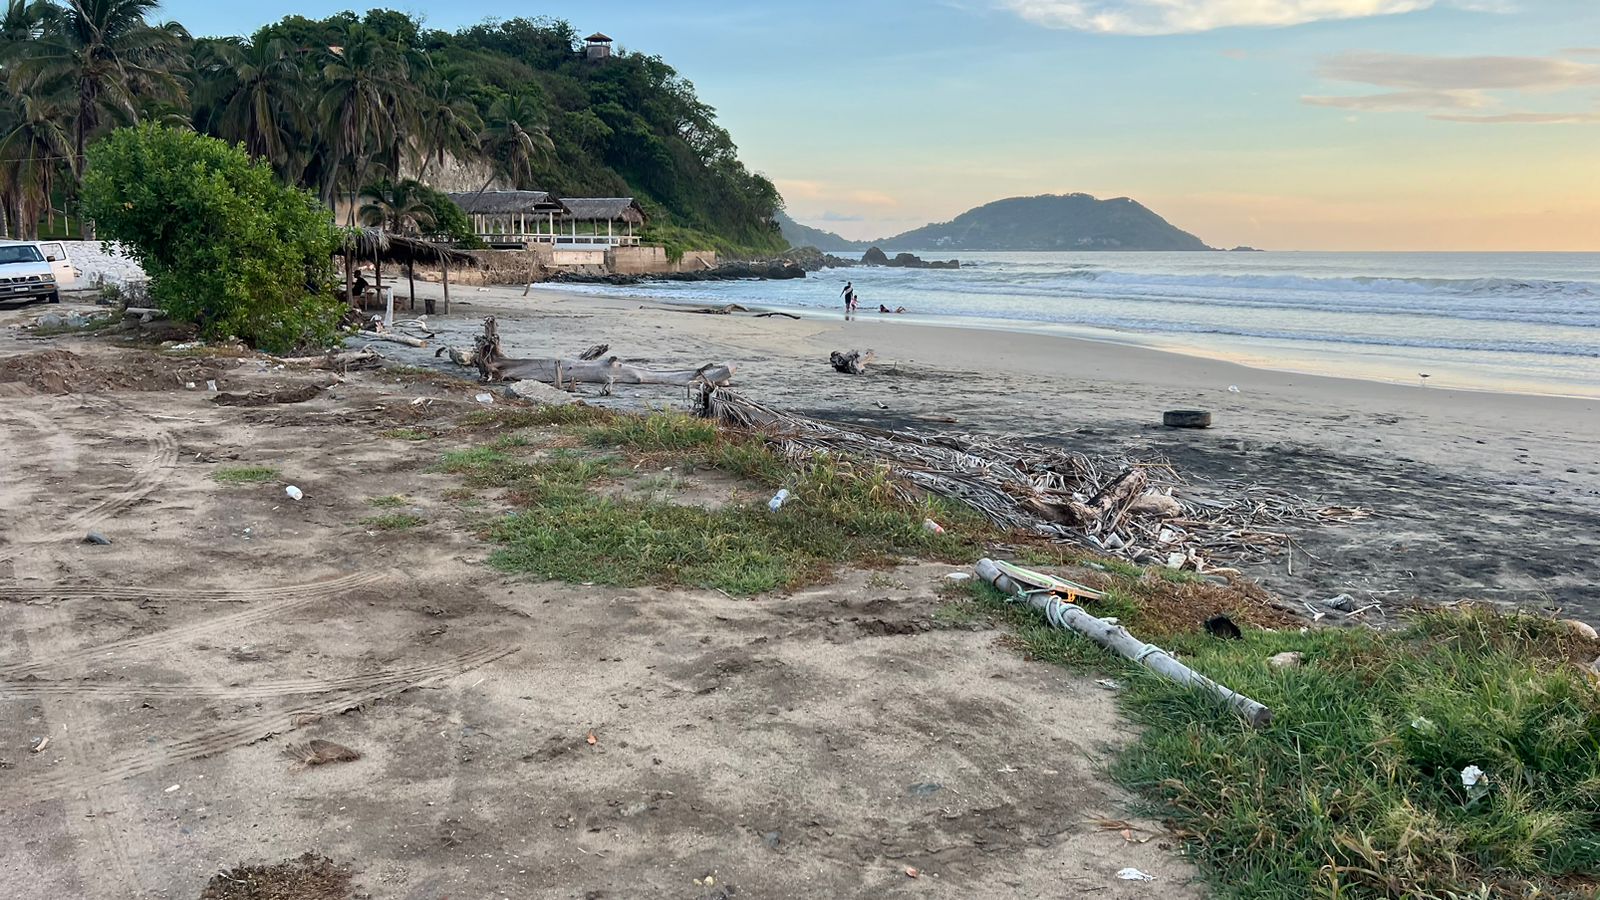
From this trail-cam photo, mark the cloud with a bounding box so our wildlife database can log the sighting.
[819,210,866,222]
[1302,89,1489,110]
[1001,0,1442,35]
[1562,47,1600,57]
[847,190,900,208]
[1430,111,1600,123]
[1317,51,1600,91]
[774,179,825,200]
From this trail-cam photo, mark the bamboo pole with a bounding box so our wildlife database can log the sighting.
[441,258,451,315]
[976,558,1273,728]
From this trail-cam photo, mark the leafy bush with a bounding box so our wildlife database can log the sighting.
[81,124,344,353]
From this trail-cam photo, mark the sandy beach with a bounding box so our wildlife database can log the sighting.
[394,281,1600,618]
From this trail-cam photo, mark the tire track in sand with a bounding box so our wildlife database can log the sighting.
[0,645,518,808]
[0,571,385,678]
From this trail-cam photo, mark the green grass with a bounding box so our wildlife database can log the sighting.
[366,494,408,508]
[584,410,718,452]
[973,575,1600,898]
[211,465,278,485]
[361,512,425,531]
[457,405,613,430]
[381,427,433,441]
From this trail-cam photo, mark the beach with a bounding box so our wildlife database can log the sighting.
[402,281,1600,616]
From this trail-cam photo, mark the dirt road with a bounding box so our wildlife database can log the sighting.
[0,303,1198,898]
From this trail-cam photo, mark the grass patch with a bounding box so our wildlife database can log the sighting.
[361,512,425,531]
[366,494,407,508]
[381,427,433,441]
[584,410,718,452]
[979,576,1600,898]
[211,465,278,485]
[457,405,612,430]
[484,452,979,595]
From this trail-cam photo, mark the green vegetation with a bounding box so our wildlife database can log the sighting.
[380,427,433,441]
[212,465,279,485]
[365,494,408,508]
[361,512,424,531]
[3,6,784,254]
[81,125,343,353]
[958,575,1600,898]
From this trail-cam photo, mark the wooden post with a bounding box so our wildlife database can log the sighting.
[374,255,384,324]
[407,263,417,312]
[441,257,451,316]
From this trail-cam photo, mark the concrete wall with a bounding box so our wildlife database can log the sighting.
[606,246,718,274]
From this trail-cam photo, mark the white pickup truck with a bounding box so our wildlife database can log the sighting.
[0,240,79,304]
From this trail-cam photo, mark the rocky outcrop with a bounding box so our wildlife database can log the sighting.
[859,247,959,269]
[782,246,858,271]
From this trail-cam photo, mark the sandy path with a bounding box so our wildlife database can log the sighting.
[0,307,1198,898]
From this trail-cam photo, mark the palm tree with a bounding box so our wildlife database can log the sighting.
[193,37,305,175]
[414,73,480,182]
[471,93,554,205]
[359,178,434,235]
[14,0,188,181]
[0,89,70,238]
[318,28,406,222]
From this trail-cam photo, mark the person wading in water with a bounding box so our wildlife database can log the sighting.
[841,281,857,320]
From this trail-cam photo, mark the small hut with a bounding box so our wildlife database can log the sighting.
[446,190,567,248]
[557,198,647,246]
[585,32,613,60]
[337,228,478,316]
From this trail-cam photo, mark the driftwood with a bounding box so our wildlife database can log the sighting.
[273,349,380,371]
[359,330,426,348]
[122,306,165,319]
[755,311,801,319]
[435,345,476,366]
[496,357,734,387]
[830,349,875,375]
[577,343,610,361]
[212,384,326,406]
[977,558,1272,727]
[697,387,1368,568]
[667,304,748,315]
[469,317,731,386]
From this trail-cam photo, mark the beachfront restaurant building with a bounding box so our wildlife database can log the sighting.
[445,191,646,250]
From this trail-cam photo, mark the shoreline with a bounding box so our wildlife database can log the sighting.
[529,280,1600,401]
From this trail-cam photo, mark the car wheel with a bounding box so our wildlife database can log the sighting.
[46,291,60,304]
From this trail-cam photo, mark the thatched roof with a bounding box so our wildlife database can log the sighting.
[585,32,612,42]
[337,229,479,267]
[560,197,646,225]
[446,190,565,215]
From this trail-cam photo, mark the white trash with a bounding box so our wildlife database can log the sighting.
[767,489,790,512]
[1115,867,1155,881]
[475,392,494,404]
[922,519,944,534]
[284,485,303,501]
[205,379,217,392]
[944,572,971,582]
[1227,385,1241,393]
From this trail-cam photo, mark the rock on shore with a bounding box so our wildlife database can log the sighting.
[861,246,959,269]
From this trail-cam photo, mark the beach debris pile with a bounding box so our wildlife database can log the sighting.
[466,315,734,389]
[829,348,875,374]
[698,387,1369,569]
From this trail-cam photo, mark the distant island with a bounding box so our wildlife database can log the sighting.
[779,193,1214,252]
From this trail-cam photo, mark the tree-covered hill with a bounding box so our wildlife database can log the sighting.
[0,5,784,254]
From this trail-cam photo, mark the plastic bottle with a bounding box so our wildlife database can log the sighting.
[768,489,790,512]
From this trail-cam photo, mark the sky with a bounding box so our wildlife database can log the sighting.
[160,0,1600,250]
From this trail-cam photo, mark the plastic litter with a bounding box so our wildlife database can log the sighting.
[475,392,494,404]
[284,485,303,501]
[1116,867,1155,881]
[1227,385,1241,393]
[944,572,971,582]
[82,531,112,545]
[768,488,790,512]
[1095,678,1122,690]
[205,379,217,392]
[922,518,944,534]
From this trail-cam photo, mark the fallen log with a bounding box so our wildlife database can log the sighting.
[976,558,1272,727]
[273,349,380,370]
[755,311,801,320]
[434,345,476,367]
[495,356,734,387]
[122,306,165,319]
[359,330,427,348]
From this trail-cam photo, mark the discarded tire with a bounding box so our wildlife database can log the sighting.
[1163,410,1212,429]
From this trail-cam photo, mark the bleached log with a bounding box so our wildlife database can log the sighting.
[976,558,1272,728]
[359,330,427,348]
[273,349,381,369]
[495,357,734,387]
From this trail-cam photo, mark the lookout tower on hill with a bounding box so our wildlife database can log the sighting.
[584,33,612,61]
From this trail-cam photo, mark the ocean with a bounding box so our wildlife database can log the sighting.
[533,251,1600,398]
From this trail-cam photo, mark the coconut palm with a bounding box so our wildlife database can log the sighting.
[318,27,406,222]
[414,74,480,182]
[359,178,434,236]
[471,93,553,203]
[193,37,305,174]
[0,89,71,238]
[13,0,188,180]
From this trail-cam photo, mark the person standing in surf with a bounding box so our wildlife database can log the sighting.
[841,281,857,319]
